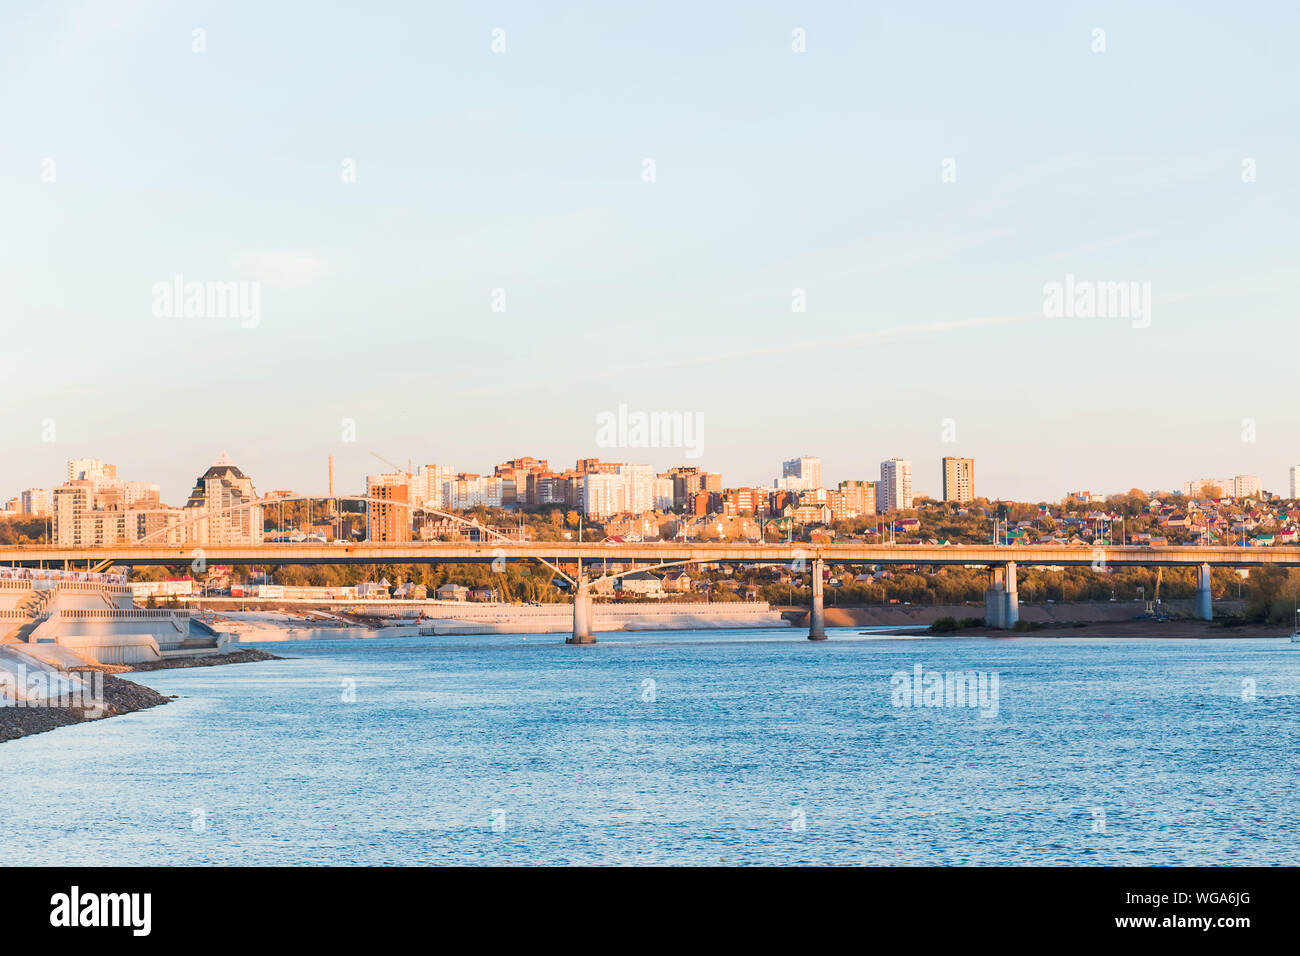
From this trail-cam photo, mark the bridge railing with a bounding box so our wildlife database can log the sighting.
[57,608,191,620]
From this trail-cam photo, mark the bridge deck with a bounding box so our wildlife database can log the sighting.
[1,542,1295,568]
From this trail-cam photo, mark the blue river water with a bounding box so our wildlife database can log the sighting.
[2,629,1298,866]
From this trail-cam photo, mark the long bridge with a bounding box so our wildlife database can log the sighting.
[3,541,1293,643]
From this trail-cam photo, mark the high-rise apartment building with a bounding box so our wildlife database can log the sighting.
[52,483,92,544]
[1290,465,1300,499]
[442,474,484,510]
[879,458,913,512]
[837,480,876,517]
[53,481,183,546]
[1183,475,1261,499]
[59,458,160,513]
[721,487,770,517]
[66,457,115,485]
[1183,478,1233,498]
[824,490,855,522]
[941,457,975,503]
[664,466,722,508]
[123,481,161,507]
[776,456,822,492]
[1233,474,1262,499]
[526,471,573,507]
[20,488,49,516]
[366,472,412,542]
[412,465,455,509]
[183,453,262,544]
[582,464,672,519]
[575,458,622,475]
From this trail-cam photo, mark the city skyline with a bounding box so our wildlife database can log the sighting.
[4,447,1285,522]
[4,2,1299,506]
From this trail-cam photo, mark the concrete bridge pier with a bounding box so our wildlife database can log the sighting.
[985,562,1020,629]
[808,557,827,641]
[568,571,596,644]
[1196,563,1213,621]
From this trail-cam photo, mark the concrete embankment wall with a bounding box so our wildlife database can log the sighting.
[779,600,1243,628]
[216,601,790,637]
[0,645,92,703]
[419,602,789,635]
[0,580,218,664]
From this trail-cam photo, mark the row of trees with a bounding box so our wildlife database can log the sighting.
[0,518,47,545]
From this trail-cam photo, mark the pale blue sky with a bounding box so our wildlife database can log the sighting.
[2,0,1298,504]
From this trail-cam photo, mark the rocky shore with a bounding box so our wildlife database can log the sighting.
[0,671,170,743]
[1,649,283,744]
[126,648,283,672]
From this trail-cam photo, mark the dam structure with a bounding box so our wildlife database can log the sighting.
[0,573,233,666]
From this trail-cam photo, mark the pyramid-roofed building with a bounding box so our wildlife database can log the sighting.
[183,452,262,544]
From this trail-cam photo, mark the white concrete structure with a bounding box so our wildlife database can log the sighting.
[123,481,160,506]
[1233,474,1262,499]
[67,457,112,485]
[879,458,914,512]
[582,464,665,518]
[1183,477,1235,498]
[984,562,1019,629]
[776,456,822,492]
[1,572,231,664]
[1291,465,1300,500]
[1196,563,1213,620]
[413,464,455,508]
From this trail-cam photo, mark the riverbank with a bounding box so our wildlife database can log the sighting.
[0,649,283,743]
[883,619,1293,639]
[780,600,1245,629]
[126,648,283,672]
[206,603,788,640]
[0,671,170,743]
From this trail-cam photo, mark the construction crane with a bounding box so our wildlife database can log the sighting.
[370,452,413,478]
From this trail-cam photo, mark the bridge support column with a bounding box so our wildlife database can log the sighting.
[808,557,827,641]
[567,571,596,644]
[1196,563,1213,621]
[985,562,1019,629]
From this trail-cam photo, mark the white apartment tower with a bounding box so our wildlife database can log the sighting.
[582,464,672,519]
[879,458,914,512]
[1233,474,1262,499]
[413,464,455,509]
[780,456,822,491]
